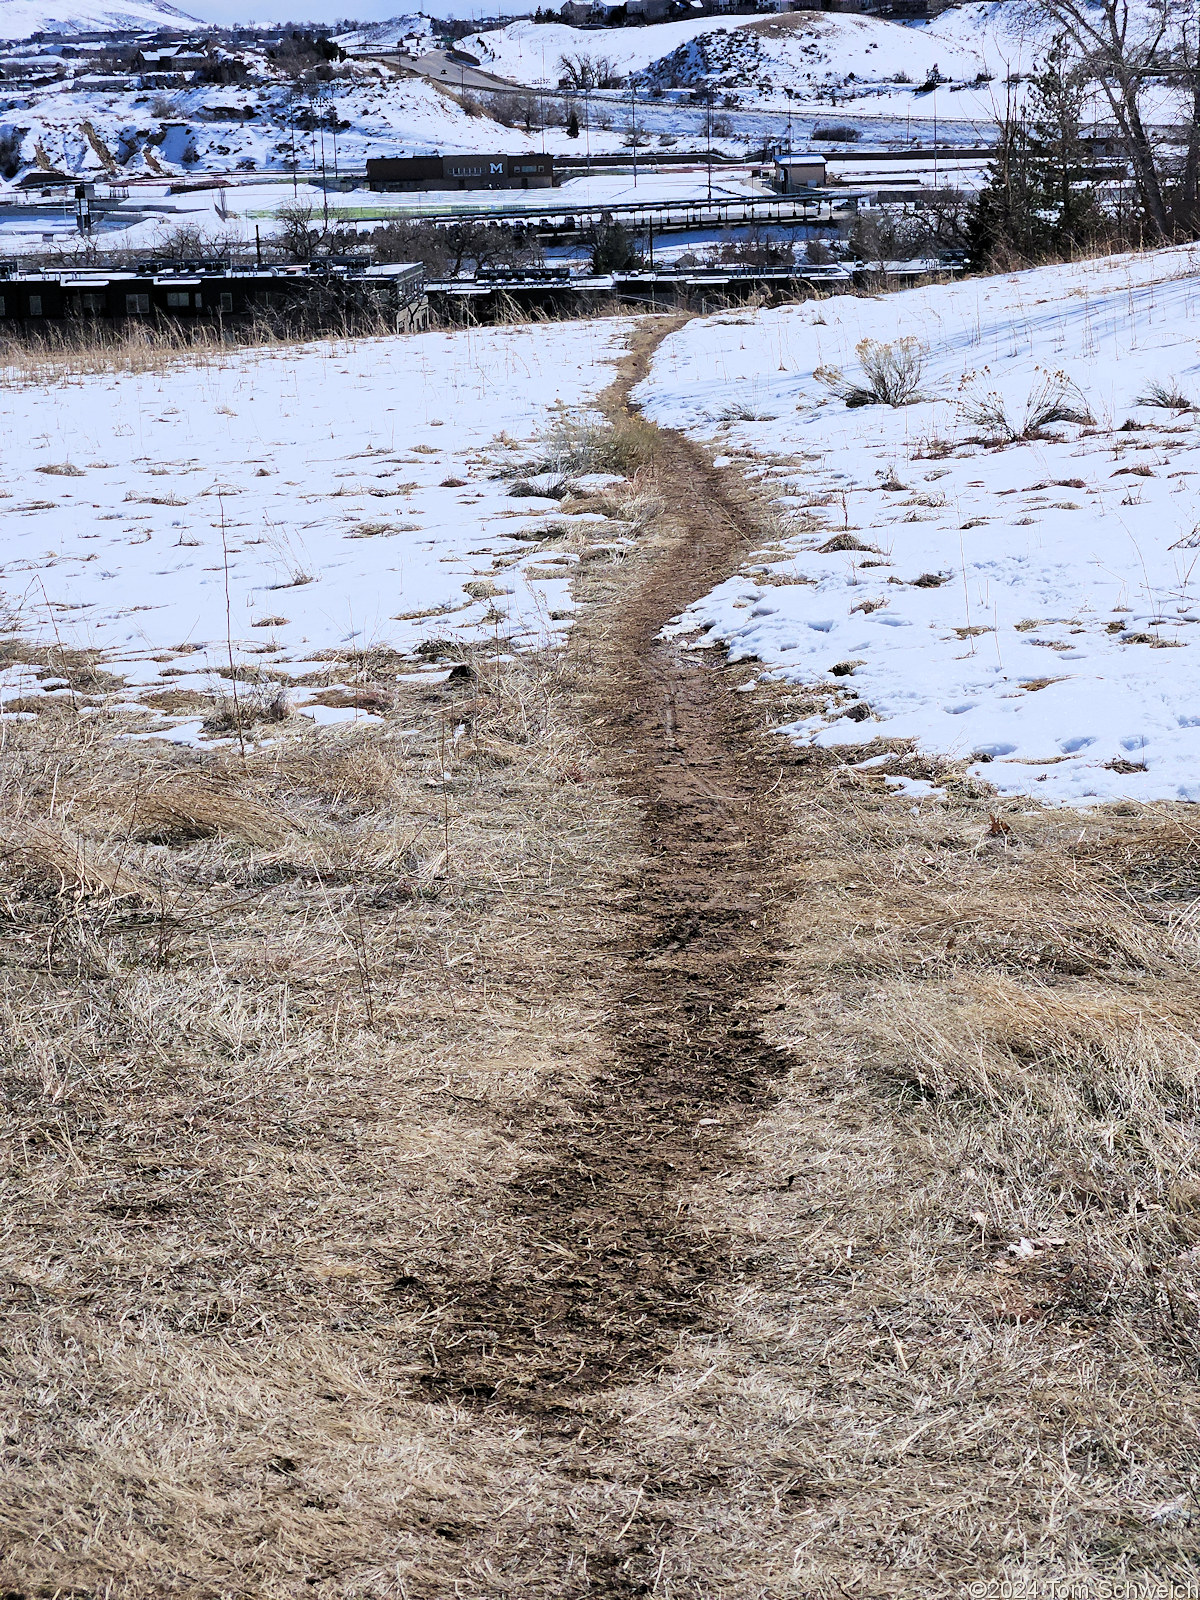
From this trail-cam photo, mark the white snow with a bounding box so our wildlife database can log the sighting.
[0,318,629,738]
[0,0,198,41]
[634,11,984,99]
[0,162,773,259]
[462,15,771,86]
[635,245,1200,806]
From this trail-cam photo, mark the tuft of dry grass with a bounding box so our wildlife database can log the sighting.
[0,818,151,902]
[124,779,297,847]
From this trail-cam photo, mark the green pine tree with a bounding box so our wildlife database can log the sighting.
[968,36,1097,270]
[1026,34,1097,256]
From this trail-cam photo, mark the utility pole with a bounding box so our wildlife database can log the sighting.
[320,125,328,237]
[631,77,637,187]
[706,87,713,204]
[289,99,297,196]
[932,87,938,189]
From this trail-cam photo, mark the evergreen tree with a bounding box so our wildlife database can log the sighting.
[1026,34,1097,254]
[966,109,1041,268]
[967,36,1097,269]
[567,108,580,139]
[591,221,639,274]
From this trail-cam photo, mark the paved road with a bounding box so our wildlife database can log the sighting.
[355,46,523,95]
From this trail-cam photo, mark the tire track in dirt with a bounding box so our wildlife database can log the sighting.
[419,322,795,1589]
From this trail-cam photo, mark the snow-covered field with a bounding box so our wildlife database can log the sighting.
[466,11,991,113]
[637,246,1200,806]
[0,318,628,741]
[0,0,196,41]
[0,162,772,256]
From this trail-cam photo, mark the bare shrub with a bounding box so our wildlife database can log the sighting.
[815,337,928,408]
[1136,377,1196,411]
[960,369,1094,441]
[557,51,620,90]
[274,200,315,263]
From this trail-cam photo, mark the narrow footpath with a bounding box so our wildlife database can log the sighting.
[421,322,800,1594]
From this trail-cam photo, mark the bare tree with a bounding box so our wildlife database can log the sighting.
[1022,0,1170,237]
[556,52,620,90]
[275,201,315,262]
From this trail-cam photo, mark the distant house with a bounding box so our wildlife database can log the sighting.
[367,154,557,191]
[772,154,827,191]
[134,45,210,70]
[558,0,627,20]
[626,0,673,18]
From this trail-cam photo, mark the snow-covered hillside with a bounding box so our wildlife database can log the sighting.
[637,247,1200,807]
[638,11,983,98]
[462,14,766,84]
[336,13,436,52]
[0,0,198,41]
[0,319,628,742]
[464,11,987,96]
[0,70,553,185]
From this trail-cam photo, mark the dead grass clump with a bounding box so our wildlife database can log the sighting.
[562,483,663,539]
[1136,377,1196,411]
[202,683,290,736]
[0,820,150,902]
[818,532,877,553]
[960,370,1094,442]
[520,410,661,480]
[127,781,296,847]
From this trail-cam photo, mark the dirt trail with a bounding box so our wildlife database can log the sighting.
[421,324,794,1586]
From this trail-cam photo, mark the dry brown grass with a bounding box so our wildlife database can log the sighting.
[4,350,1200,1598]
[0,636,637,1599]
[0,308,419,389]
[642,721,1200,1593]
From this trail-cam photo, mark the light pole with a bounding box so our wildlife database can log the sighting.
[932,85,938,189]
[630,77,637,187]
[320,124,329,238]
[706,87,713,204]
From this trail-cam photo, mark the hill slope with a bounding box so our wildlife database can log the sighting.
[0,0,199,40]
